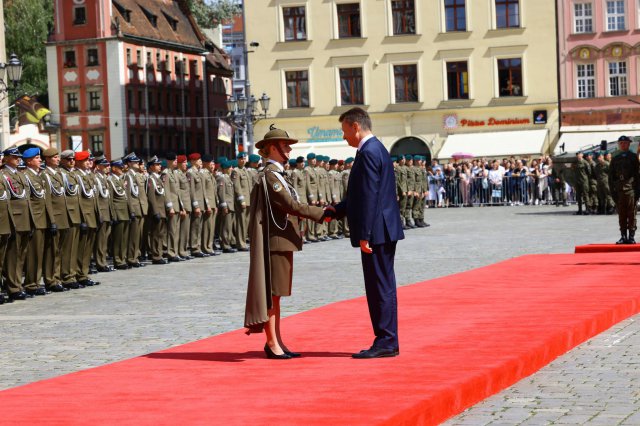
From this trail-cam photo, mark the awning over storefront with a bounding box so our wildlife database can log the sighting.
[290,141,357,160]
[438,129,549,159]
[556,130,640,154]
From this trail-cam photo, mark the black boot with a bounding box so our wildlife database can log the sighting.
[628,231,636,244]
[617,231,628,244]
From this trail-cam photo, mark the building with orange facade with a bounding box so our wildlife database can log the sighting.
[46,0,234,159]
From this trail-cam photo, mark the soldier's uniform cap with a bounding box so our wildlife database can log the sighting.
[230,159,238,167]
[288,158,297,166]
[188,153,201,161]
[618,135,632,142]
[95,155,110,166]
[307,152,316,160]
[147,155,161,167]
[296,156,305,163]
[18,159,26,168]
[329,159,338,165]
[123,152,140,162]
[166,152,177,161]
[111,159,124,168]
[42,147,59,157]
[345,157,355,164]
[255,124,298,150]
[217,156,228,164]
[22,147,40,159]
[237,152,248,159]
[3,147,22,157]
[202,154,214,163]
[338,159,344,166]
[75,151,90,161]
[177,155,187,163]
[249,154,261,163]
[60,149,75,159]
[405,154,413,160]
[221,160,232,169]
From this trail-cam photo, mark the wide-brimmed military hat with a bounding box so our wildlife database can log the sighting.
[255,124,298,150]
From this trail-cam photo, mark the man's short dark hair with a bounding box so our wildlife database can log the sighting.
[339,107,372,131]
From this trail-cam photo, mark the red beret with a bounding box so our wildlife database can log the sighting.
[75,151,90,161]
[188,153,201,161]
[177,155,187,163]
[338,160,344,165]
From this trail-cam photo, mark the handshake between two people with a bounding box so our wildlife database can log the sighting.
[320,205,336,223]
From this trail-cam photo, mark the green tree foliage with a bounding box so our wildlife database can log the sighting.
[189,0,241,28]
[4,0,53,101]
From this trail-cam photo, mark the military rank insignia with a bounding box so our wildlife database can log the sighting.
[273,182,282,192]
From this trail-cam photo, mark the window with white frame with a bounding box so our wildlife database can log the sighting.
[285,70,310,107]
[393,64,418,102]
[495,0,519,28]
[337,3,361,38]
[283,6,307,41]
[90,134,104,154]
[391,0,416,35]
[446,61,469,99]
[339,67,364,105]
[608,61,627,96]
[574,2,593,33]
[445,0,466,32]
[576,63,595,98]
[88,90,102,111]
[606,1,625,31]
[497,58,522,97]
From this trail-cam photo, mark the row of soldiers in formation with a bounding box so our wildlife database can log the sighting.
[572,150,617,216]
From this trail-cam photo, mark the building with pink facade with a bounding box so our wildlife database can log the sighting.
[558,0,640,151]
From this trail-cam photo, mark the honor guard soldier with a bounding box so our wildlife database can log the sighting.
[327,159,342,239]
[404,155,416,227]
[413,156,428,227]
[162,152,182,262]
[186,153,207,257]
[93,156,114,272]
[609,135,640,244]
[59,150,83,289]
[2,147,31,300]
[315,156,330,241]
[340,157,353,237]
[231,152,251,251]
[396,156,408,229]
[23,148,52,296]
[200,154,220,256]
[108,160,130,269]
[303,153,320,242]
[146,156,168,264]
[123,153,146,267]
[247,154,261,186]
[41,148,69,292]
[595,152,614,215]
[217,160,237,253]
[0,163,12,303]
[585,152,599,214]
[175,155,194,260]
[291,156,307,239]
[573,151,590,215]
[74,151,100,287]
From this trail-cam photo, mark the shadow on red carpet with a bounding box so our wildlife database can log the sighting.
[1,252,639,425]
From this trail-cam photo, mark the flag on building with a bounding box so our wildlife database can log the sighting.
[218,119,233,144]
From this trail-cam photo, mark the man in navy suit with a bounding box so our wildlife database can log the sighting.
[329,107,405,358]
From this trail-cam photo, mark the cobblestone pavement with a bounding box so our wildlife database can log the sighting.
[1,204,637,424]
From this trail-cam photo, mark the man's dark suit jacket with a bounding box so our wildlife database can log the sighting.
[335,136,404,246]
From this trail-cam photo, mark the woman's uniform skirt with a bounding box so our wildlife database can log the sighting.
[270,251,294,296]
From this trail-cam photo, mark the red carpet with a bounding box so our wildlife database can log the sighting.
[575,243,640,253]
[2,252,640,425]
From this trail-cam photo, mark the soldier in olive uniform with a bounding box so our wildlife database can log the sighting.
[41,148,68,292]
[404,155,416,227]
[187,153,207,257]
[231,152,251,251]
[175,155,194,260]
[609,135,640,244]
[572,151,590,215]
[340,157,353,237]
[217,160,236,252]
[314,156,329,241]
[327,159,342,239]
[108,160,130,269]
[22,148,53,296]
[303,153,320,242]
[291,156,307,239]
[397,156,408,229]
[548,160,567,207]
[162,153,182,262]
[412,156,427,227]
[0,167,12,303]
[146,156,169,264]
[200,154,220,256]
[585,152,599,214]
[247,154,261,187]
[59,150,83,289]
[74,151,100,287]
[123,153,146,267]
[93,156,114,272]
[2,147,32,300]
[595,153,614,215]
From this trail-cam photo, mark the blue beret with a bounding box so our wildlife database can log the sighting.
[22,147,40,159]
[237,152,247,159]
[404,154,413,160]
[390,156,398,162]
[3,147,22,157]
[249,154,261,163]
[221,160,231,169]
[345,157,354,164]
[288,158,297,166]
[217,156,228,164]
[307,153,316,160]
[230,159,238,167]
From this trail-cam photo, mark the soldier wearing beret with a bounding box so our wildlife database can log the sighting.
[303,153,320,242]
[573,151,590,215]
[58,150,84,288]
[609,135,640,244]
[175,155,194,260]
[93,156,114,272]
[74,151,100,287]
[200,154,220,256]
[146,156,168,264]
[22,147,53,296]
[595,152,614,215]
[0,161,12,303]
[231,152,251,251]
[187,153,207,257]
[397,156,409,229]
[585,151,599,215]
[2,147,32,300]
[216,160,236,252]
[244,125,325,358]
[340,157,353,237]
[123,153,146,267]
[247,154,261,187]
[108,160,130,269]
[327,159,342,239]
[404,155,416,227]
[162,152,181,262]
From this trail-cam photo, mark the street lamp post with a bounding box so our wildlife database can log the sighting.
[0,52,23,149]
[226,92,270,155]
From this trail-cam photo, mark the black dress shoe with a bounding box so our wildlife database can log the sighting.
[26,287,47,296]
[204,251,219,256]
[152,258,169,265]
[192,252,207,258]
[181,255,194,260]
[284,350,301,358]
[222,248,237,253]
[46,284,66,293]
[264,345,292,360]
[128,262,143,268]
[9,291,28,301]
[115,264,130,270]
[79,279,99,287]
[352,347,399,359]
[237,247,249,252]
[96,266,113,272]
[63,282,80,290]
[168,256,183,262]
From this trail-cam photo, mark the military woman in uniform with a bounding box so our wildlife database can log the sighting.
[244,126,326,359]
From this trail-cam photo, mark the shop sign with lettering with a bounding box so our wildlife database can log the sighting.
[307,126,344,143]
[443,114,531,129]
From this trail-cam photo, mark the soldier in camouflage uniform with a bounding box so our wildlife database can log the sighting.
[609,135,640,244]
[411,156,427,227]
[397,155,408,229]
[231,152,251,251]
[303,153,320,242]
[595,153,614,215]
[340,157,353,237]
[585,152,599,214]
[404,155,416,227]
[291,156,307,240]
[217,161,237,253]
[327,159,342,239]
[572,151,590,215]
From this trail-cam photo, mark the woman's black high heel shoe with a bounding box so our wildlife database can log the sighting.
[264,344,292,359]
[284,350,301,357]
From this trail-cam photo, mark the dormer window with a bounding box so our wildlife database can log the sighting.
[140,6,158,28]
[113,1,131,23]
[163,11,178,31]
